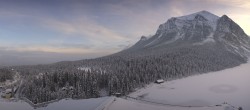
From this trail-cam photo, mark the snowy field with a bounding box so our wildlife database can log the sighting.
[122,62,250,110]
[108,98,233,110]
[0,97,114,110]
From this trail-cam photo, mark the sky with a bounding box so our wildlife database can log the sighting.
[0,0,250,66]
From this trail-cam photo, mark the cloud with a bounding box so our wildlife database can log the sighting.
[0,45,119,66]
[203,0,250,35]
[203,0,250,9]
[1,44,119,55]
[0,7,132,58]
[98,0,182,40]
[0,49,89,66]
[43,17,128,42]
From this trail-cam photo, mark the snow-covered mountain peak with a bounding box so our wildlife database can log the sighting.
[177,10,219,21]
[156,11,219,35]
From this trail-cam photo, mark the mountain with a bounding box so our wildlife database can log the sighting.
[125,11,250,57]
[16,11,250,104]
[110,10,250,79]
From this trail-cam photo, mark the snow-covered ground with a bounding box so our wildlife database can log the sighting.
[120,62,250,110]
[108,98,234,110]
[0,97,114,110]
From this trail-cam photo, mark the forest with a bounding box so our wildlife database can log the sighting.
[0,68,14,82]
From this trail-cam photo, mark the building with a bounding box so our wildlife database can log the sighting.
[155,79,164,84]
[113,93,122,97]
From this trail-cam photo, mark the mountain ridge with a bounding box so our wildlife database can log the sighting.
[124,11,250,59]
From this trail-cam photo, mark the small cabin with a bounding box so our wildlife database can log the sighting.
[113,93,122,97]
[155,79,164,84]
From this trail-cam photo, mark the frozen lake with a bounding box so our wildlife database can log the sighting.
[129,62,250,110]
